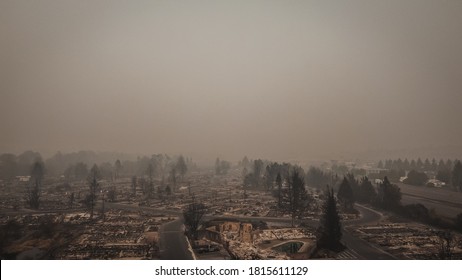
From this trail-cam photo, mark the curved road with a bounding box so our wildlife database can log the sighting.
[342,204,396,259]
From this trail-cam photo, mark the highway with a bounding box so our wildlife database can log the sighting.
[396,183,462,218]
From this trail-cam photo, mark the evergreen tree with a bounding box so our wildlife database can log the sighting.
[176,155,188,181]
[396,158,403,170]
[357,176,377,203]
[378,176,401,211]
[114,159,122,180]
[306,166,331,188]
[416,158,424,170]
[253,159,264,188]
[452,161,462,191]
[431,158,438,171]
[403,158,410,171]
[280,170,309,227]
[404,170,428,186]
[385,159,393,169]
[436,169,451,184]
[242,166,248,180]
[410,159,417,170]
[424,158,431,171]
[446,159,453,171]
[241,156,250,169]
[337,177,355,210]
[316,187,343,251]
[438,159,446,171]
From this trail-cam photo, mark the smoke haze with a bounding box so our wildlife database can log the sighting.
[1,0,461,161]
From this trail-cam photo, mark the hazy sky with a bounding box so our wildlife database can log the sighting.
[1,0,461,161]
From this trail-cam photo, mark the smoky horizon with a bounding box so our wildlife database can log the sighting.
[1,0,462,162]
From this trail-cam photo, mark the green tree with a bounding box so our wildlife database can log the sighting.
[403,170,428,186]
[417,158,424,170]
[280,170,309,227]
[241,166,248,181]
[446,159,454,170]
[316,187,343,251]
[74,162,88,181]
[219,160,231,175]
[436,169,451,184]
[306,166,331,188]
[377,176,401,211]
[176,155,188,181]
[357,176,377,204]
[253,159,264,188]
[114,159,122,180]
[337,177,355,210]
[424,158,431,171]
[403,158,410,171]
[241,156,250,169]
[215,157,231,175]
[0,153,18,181]
[452,161,462,191]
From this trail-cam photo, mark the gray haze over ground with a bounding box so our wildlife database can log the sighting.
[1,0,461,162]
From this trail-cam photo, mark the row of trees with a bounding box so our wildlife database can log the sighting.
[272,167,344,251]
[22,154,189,211]
[403,161,462,190]
[242,159,306,191]
[0,151,43,180]
[214,158,231,175]
[0,151,196,182]
[377,158,458,172]
[334,174,403,213]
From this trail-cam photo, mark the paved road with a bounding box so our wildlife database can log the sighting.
[397,183,462,218]
[342,204,396,260]
[158,218,194,260]
[101,202,194,260]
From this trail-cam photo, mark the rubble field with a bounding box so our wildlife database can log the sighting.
[353,217,462,259]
